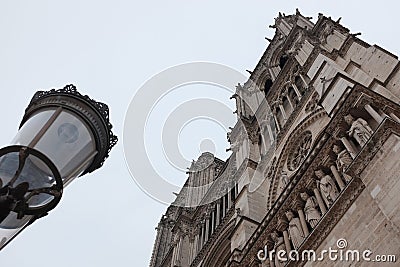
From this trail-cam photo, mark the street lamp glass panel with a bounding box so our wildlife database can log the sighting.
[13,109,97,181]
[12,109,55,146]
[34,110,97,179]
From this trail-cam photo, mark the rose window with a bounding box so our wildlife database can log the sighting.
[287,131,312,171]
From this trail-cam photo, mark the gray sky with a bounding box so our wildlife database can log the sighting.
[0,1,399,266]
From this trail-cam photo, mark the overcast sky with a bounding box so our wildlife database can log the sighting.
[0,1,399,266]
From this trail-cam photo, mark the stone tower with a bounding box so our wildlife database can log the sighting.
[150,11,400,266]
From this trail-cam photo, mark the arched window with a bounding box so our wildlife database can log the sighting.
[275,106,284,128]
[208,217,213,239]
[295,76,306,94]
[258,132,263,154]
[282,96,293,114]
[264,78,273,96]
[261,123,274,150]
[288,87,299,105]
[279,55,288,69]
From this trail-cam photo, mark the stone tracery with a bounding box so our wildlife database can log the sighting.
[287,131,312,171]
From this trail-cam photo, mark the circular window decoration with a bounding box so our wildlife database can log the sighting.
[287,131,312,171]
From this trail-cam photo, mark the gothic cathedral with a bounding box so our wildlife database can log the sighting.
[150,11,400,267]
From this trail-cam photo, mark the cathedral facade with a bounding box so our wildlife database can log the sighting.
[150,11,400,266]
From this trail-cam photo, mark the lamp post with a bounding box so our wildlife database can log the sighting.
[0,84,118,249]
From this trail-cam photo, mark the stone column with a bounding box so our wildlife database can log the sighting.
[193,234,199,257]
[299,73,308,87]
[227,191,232,208]
[279,103,287,121]
[365,104,383,124]
[295,202,309,236]
[291,84,302,99]
[389,112,400,123]
[268,68,276,80]
[274,114,281,131]
[173,241,178,265]
[216,202,220,226]
[221,197,226,217]
[286,95,294,111]
[313,188,327,214]
[261,117,275,146]
[211,211,215,235]
[271,66,280,79]
[203,224,206,245]
[266,123,275,144]
[198,228,203,251]
[271,110,281,132]
[205,218,210,242]
[171,245,177,266]
[188,237,194,264]
[165,229,173,255]
[172,237,182,266]
[176,237,182,265]
[340,137,357,159]
[330,165,345,190]
[277,219,291,254]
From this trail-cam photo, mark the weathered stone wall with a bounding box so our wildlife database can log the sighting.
[308,134,400,266]
[149,11,400,267]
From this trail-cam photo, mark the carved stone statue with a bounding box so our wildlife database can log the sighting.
[227,131,231,142]
[315,169,339,207]
[285,210,305,249]
[260,119,268,133]
[300,192,321,228]
[332,144,352,172]
[270,230,286,267]
[226,140,240,153]
[344,114,373,147]
[332,144,353,183]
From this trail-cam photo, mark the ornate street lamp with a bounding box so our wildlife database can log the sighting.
[0,84,118,249]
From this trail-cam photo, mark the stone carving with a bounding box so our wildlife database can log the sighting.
[150,12,400,267]
[285,210,305,249]
[300,192,321,228]
[287,131,312,171]
[248,126,260,144]
[315,169,339,207]
[305,92,319,113]
[332,144,352,172]
[260,119,270,135]
[227,131,231,143]
[270,231,286,267]
[226,140,240,153]
[332,144,353,183]
[318,22,334,45]
[344,114,373,147]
